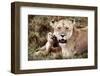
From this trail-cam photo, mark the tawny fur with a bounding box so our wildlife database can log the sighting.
[50,19,87,58]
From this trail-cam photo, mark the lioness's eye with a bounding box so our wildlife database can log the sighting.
[57,27,61,30]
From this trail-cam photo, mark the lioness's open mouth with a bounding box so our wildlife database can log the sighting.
[59,39,67,43]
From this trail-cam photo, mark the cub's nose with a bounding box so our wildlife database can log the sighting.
[61,34,65,37]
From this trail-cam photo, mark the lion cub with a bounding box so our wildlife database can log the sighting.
[48,32,62,59]
[34,32,62,59]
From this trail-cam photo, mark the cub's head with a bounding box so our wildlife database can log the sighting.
[50,19,75,43]
[47,32,54,42]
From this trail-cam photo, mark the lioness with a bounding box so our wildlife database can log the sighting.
[50,19,87,58]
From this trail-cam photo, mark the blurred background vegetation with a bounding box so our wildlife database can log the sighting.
[28,15,88,60]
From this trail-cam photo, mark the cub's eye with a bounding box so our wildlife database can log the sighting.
[66,27,69,30]
[57,27,61,30]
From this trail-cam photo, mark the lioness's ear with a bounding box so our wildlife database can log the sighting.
[70,19,76,25]
[50,20,56,28]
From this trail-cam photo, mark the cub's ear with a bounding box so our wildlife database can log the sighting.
[50,20,56,28]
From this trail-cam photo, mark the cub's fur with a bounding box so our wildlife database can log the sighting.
[34,32,62,59]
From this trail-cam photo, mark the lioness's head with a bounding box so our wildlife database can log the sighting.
[50,19,75,43]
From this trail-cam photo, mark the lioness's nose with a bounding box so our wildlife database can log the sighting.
[61,34,65,37]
